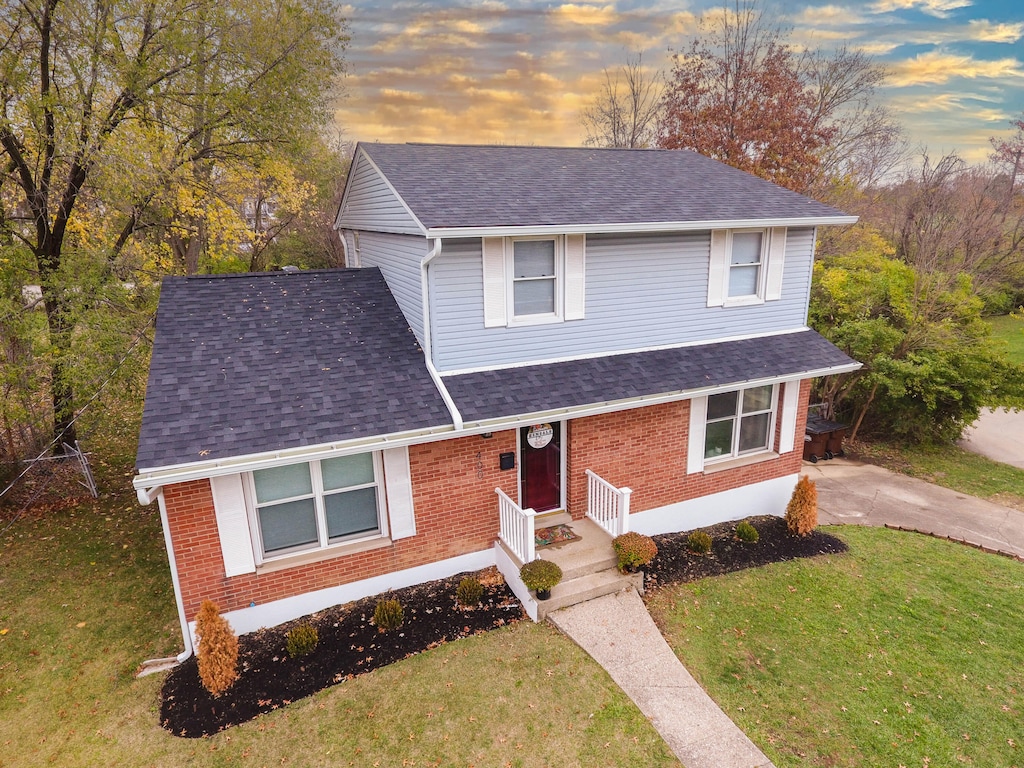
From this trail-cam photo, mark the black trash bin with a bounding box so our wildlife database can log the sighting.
[803,415,848,463]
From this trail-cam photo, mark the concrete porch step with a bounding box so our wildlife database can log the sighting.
[537,517,618,581]
[535,568,643,621]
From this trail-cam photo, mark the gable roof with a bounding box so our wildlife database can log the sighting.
[343,143,856,236]
[135,269,451,472]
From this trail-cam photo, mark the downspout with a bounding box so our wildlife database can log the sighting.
[156,490,195,662]
[421,238,463,429]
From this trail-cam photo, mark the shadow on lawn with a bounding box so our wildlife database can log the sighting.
[161,517,846,737]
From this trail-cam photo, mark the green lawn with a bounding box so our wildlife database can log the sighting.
[989,314,1024,366]
[0,450,679,768]
[646,526,1024,767]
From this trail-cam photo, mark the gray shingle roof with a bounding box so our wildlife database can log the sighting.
[359,143,850,230]
[443,330,858,423]
[136,269,451,470]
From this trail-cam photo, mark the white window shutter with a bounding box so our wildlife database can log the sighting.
[210,474,256,577]
[778,381,801,454]
[383,447,416,540]
[687,396,708,474]
[564,234,586,320]
[482,237,507,327]
[707,230,728,307]
[765,227,787,301]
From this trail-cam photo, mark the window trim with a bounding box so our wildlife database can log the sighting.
[724,228,768,307]
[506,235,564,326]
[245,453,389,565]
[702,384,779,466]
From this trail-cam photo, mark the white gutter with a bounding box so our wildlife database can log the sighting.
[427,215,859,239]
[157,491,195,662]
[420,237,463,429]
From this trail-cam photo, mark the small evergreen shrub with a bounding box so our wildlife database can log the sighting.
[373,597,404,632]
[285,622,319,658]
[519,558,562,592]
[195,600,238,697]
[612,531,658,571]
[686,530,713,555]
[786,475,819,536]
[735,520,759,544]
[456,576,484,607]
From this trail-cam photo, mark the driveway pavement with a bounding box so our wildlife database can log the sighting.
[807,457,1024,560]
[959,407,1024,469]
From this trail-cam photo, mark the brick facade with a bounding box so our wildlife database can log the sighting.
[566,380,810,518]
[166,430,518,621]
[164,382,810,622]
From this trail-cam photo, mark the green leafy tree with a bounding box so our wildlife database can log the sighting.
[810,246,1024,443]
[0,0,345,449]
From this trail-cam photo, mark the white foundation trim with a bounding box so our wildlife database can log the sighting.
[209,548,496,638]
[629,474,800,536]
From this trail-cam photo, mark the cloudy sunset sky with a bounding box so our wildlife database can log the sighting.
[335,0,1023,164]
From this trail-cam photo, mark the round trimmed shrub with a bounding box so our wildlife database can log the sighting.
[519,558,562,592]
[686,530,713,555]
[612,531,658,572]
[456,576,484,607]
[286,622,319,658]
[735,520,759,544]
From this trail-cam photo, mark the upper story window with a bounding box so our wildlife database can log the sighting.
[708,227,787,308]
[250,453,385,559]
[511,238,560,320]
[482,234,586,328]
[704,384,777,462]
[728,231,765,299]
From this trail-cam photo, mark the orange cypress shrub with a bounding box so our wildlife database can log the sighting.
[195,600,239,696]
[785,475,818,536]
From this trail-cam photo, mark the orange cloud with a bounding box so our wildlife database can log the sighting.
[889,50,1024,86]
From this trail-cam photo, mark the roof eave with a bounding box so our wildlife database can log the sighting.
[133,359,862,491]
[426,215,858,239]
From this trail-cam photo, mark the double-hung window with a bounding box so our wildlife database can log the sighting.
[728,231,764,299]
[511,238,559,320]
[251,453,384,559]
[704,385,776,462]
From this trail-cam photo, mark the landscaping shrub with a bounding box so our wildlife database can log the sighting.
[612,531,658,571]
[786,475,819,536]
[686,530,713,555]
[285,622,319,658]
[519,558,562,592]
[373,597,404,632]
[735,520,759,543]
[195,600,238,696]
[456,576,484,607]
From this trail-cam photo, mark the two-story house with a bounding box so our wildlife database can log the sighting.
[134,143,860,655]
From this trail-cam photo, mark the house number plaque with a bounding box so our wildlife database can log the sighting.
[526,424,553,449]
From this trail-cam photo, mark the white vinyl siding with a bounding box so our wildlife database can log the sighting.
[431,229,815,371]
[335,153,422,235]
[347,230,427,343]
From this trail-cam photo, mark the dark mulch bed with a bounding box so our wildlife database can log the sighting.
[644,515,848,590]
[161,569,524,738]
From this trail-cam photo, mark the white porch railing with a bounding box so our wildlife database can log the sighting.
[585,469,632,537]
[496,488,536,564]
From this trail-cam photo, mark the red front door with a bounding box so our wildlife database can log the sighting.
[520,422,561,513]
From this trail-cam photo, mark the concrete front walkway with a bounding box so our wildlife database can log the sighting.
[807,457,1024,560]
[550,589,774,768]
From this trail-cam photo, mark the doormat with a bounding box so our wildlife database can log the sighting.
[535,524,580,548]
